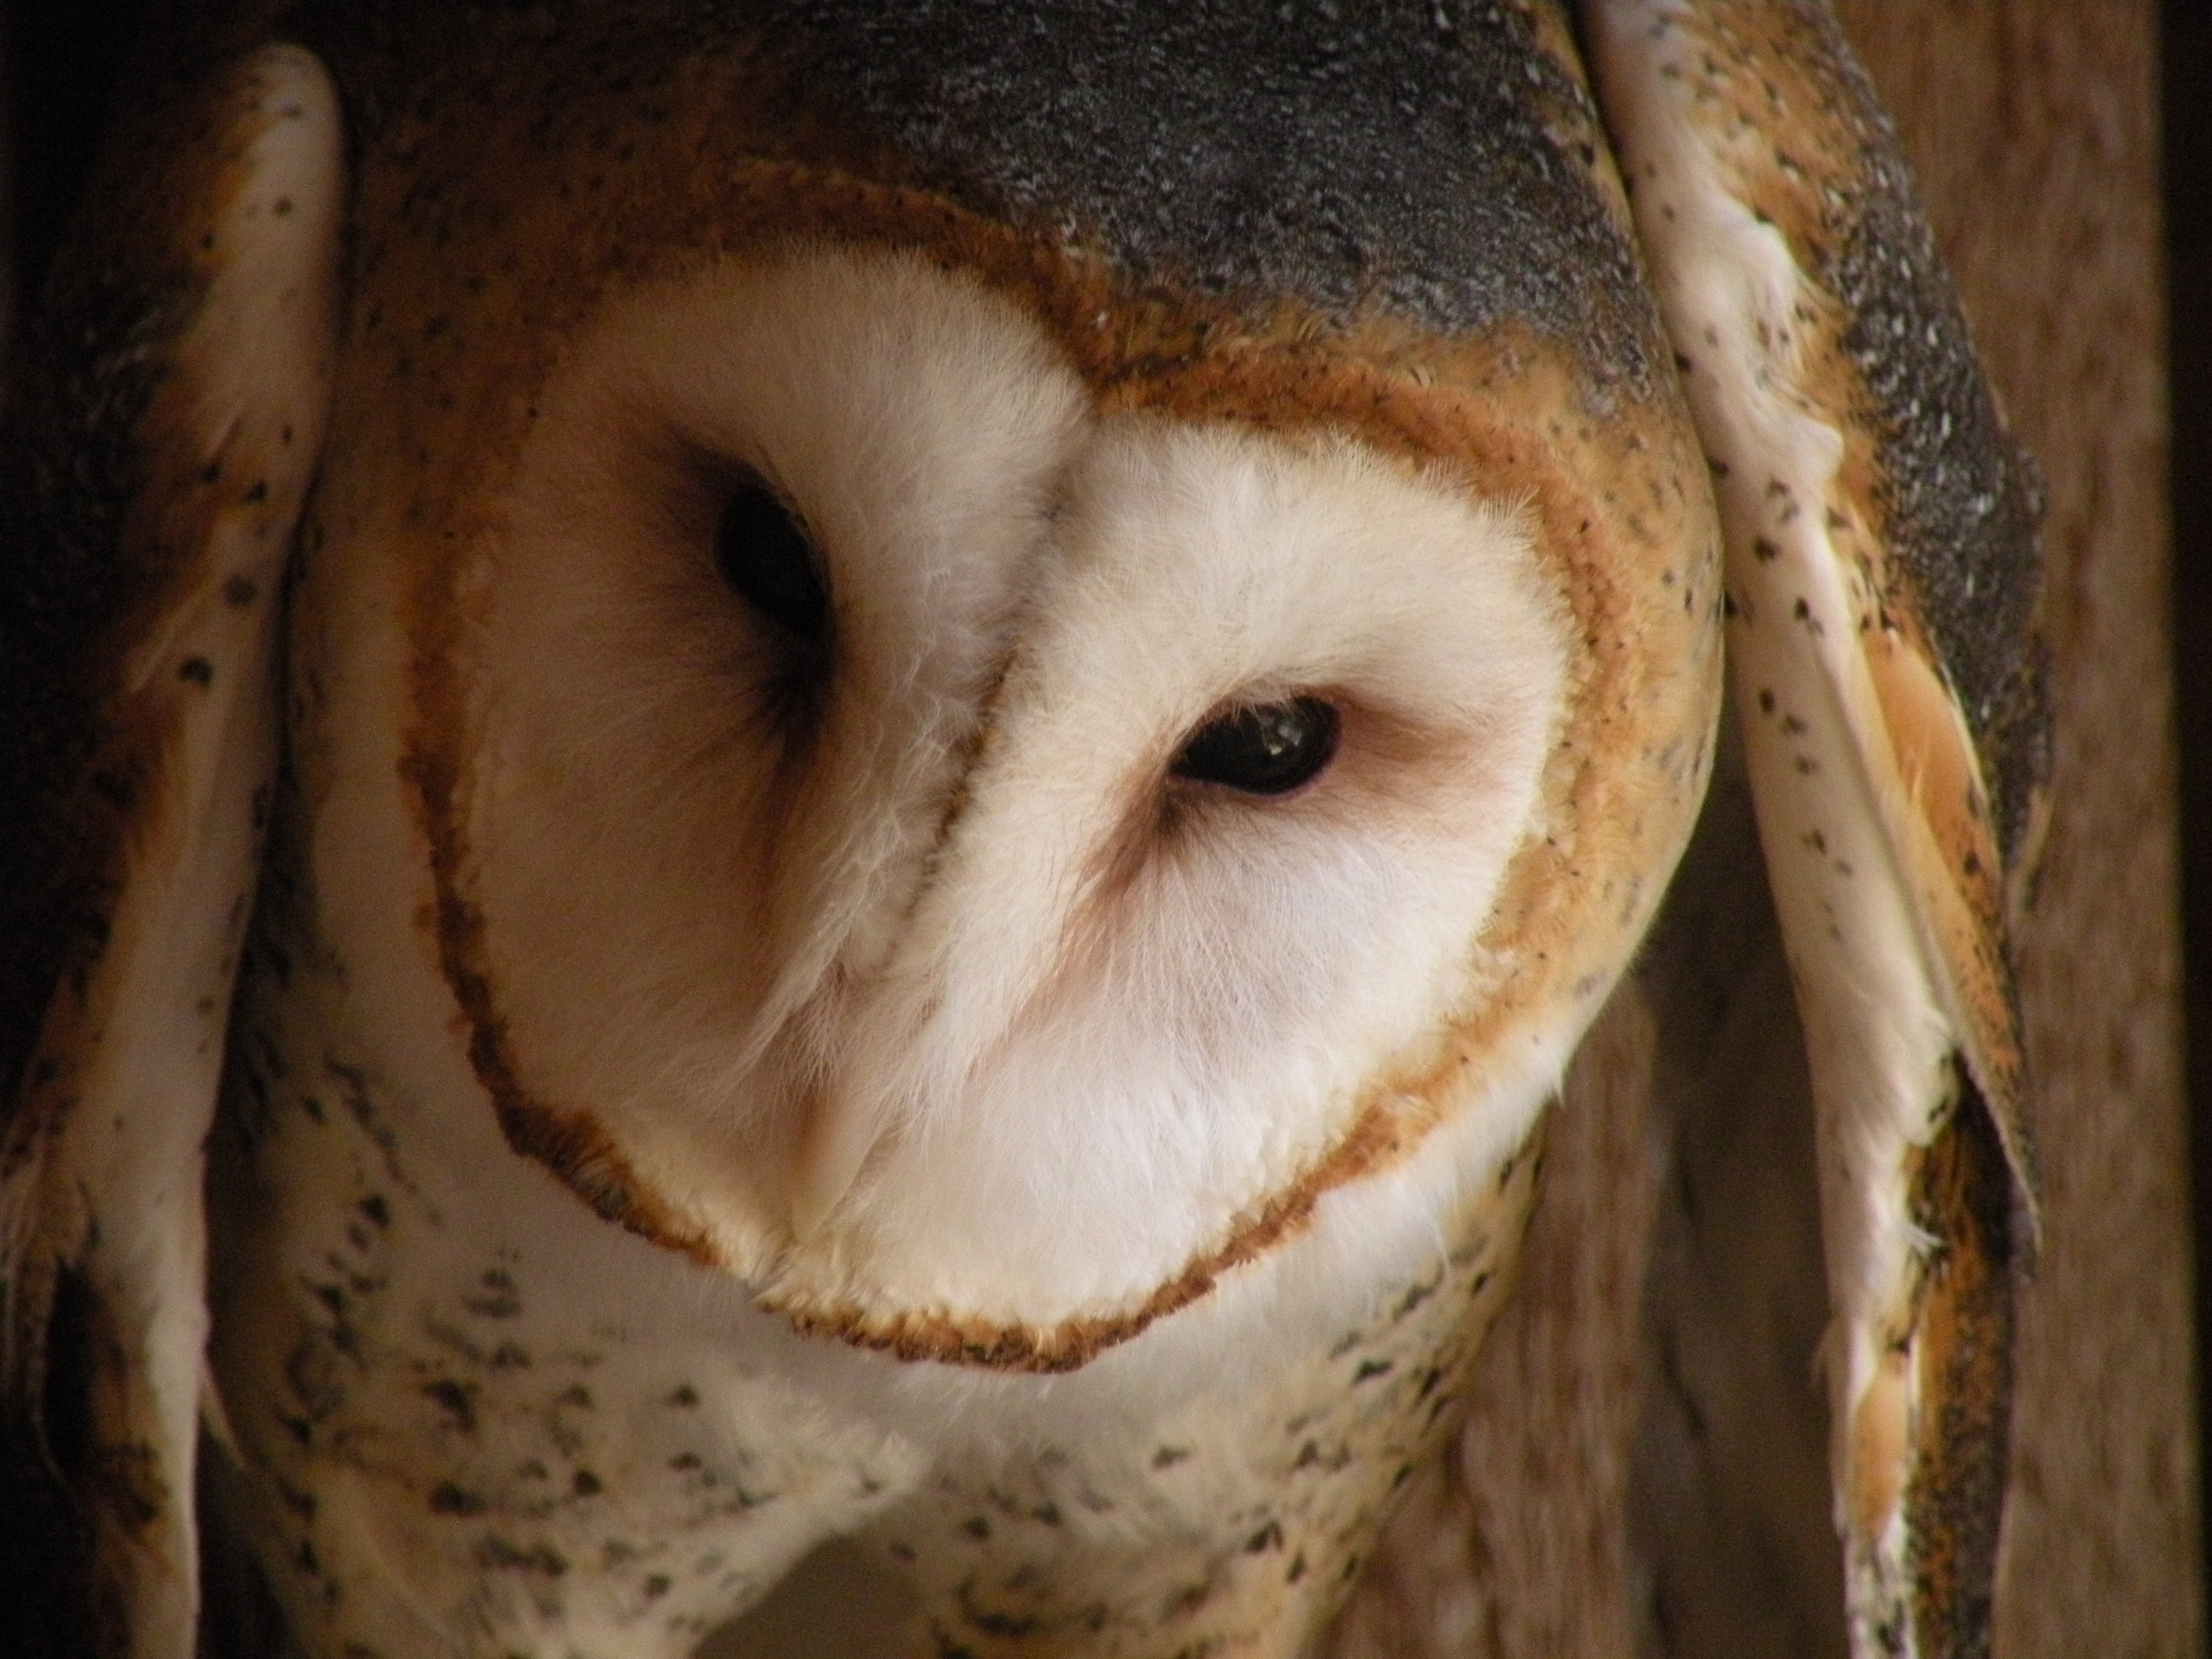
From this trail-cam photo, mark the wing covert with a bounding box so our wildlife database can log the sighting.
[0,44,341,1657]
[1584,3,2043,1652]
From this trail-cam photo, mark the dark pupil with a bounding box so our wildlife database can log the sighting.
[714,481,828,642]
[1172,697,1341,796]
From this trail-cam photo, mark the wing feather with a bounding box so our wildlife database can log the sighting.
[0,45,341,1657]
[1583,4,2042,1652]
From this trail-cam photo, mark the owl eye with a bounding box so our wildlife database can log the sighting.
[714,479,830,643]
[1171,696,1341,796]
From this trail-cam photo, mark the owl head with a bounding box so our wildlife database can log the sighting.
[281,4,1721,1366]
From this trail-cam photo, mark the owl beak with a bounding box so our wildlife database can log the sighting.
[787,1082,882,1242]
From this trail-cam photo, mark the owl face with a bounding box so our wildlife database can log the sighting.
[287,25,1721,1369]
[468,244,1571,1329]
[306,239,1711,1367]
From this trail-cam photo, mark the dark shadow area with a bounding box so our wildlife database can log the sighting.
[2,0,150,347]
[2161,0,2212,1563]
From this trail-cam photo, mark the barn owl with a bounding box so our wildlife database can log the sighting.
[0,2,2043,1657]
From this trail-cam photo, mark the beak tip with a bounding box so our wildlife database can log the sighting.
[787,1101,874,1245]
[786,1178,834,1245]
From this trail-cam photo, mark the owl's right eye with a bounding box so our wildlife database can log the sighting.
[714,480,830,645]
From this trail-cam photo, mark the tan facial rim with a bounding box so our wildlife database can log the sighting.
[399,161,1720,1371]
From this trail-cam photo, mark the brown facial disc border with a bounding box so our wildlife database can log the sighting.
[399,162,1714,1369]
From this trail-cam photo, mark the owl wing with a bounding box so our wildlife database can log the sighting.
[1583,4,2043,1653]
[0,44,341,1657]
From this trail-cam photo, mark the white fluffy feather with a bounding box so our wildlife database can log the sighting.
[466,250,1570,1327]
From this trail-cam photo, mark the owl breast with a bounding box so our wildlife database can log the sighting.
[209,884,1543,1655]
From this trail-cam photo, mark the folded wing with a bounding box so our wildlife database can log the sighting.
[0,45,341,1657]
[1583,4,2044,1652]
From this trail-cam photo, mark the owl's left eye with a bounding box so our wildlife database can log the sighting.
[1172,696,1341,796]
[714,478,830,645]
